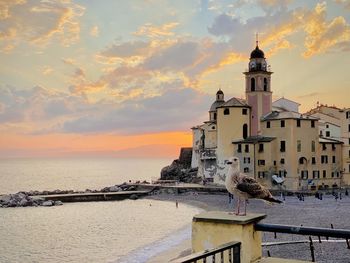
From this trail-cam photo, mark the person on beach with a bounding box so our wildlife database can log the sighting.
[176,200,178,208]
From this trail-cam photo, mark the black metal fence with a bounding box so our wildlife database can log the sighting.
[174,241,241,263]
[255,222,350,262]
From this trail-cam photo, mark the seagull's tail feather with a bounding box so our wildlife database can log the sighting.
[264,196,283,204]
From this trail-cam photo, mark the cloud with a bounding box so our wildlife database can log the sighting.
[90,25,99,37]
[302,2,350,57]
[207,2,350,58]
[133,22,179,38]
[61,86,211,134]
[42,66,53,75]
[0,0,85,51]
[69,67,107,95]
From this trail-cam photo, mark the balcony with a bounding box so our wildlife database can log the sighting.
[200,149,216,160]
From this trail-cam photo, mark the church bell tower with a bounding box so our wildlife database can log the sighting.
[244,40,273,136]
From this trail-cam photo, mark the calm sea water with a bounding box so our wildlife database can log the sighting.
[0,158,201,263]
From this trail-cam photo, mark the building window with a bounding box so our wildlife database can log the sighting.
[281,120,285,127]
[349,150,350,158]
[258,160,265,166]
[311,120,315,128]
[312,157,316,164]
[243,124,248,139]
[331,172,334,178]
[224,108,230,115]
[326,124,329,128]
[326,131,330,137]
[312,171,320,179]
[263,78,268,91]
[349,138,350,145]
[297,140,301,152]
[348,124,350,132]
[258,171,265,178]
[301,170,308,180]
[251,77,255,91]
[297,119,301,127]
[258,143,264,152]
[280,141,286,152]
[242,108,247,115]
[332,156,336,163]
[244,167,249,173]
[323,170,326,178]
[346,111,350,119]
[244,157,251,164]
[280,158,285,164]
[266,121,270,128]
[279,170,287,177]
[245,144,249,153]
[299,157,306,165]
[311,141,315,152]
[332,144,336,151]
[237,144,242,153]
[322,144,327,151]
[321,155,328,164]
[214,113,217,120]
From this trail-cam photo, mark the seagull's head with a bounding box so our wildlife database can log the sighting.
[226,156,240,169]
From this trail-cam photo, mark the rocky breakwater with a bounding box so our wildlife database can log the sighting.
[0,192,63,208]
[160,147,201,183]
[0,183,143,208]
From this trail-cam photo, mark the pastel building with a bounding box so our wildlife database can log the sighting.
[191,44,349,191]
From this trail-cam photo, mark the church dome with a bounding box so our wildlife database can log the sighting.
[250,45,265,59]
[216,89,224,95]
[210,100,225,112]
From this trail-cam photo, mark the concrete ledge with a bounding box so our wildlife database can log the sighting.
[193,211,266,224]
[255,258,310,263]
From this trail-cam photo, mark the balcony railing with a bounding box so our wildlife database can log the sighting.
[255,223,350,262]
[174,241,241,263]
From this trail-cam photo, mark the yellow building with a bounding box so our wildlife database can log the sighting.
[191,43,348,190]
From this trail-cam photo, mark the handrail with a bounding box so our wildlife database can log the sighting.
[173,240,241,263]
[255,223,350,239]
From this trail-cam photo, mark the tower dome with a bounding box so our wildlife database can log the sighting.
[250,45,265,59]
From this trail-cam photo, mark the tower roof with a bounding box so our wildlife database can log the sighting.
[250,45,265,59]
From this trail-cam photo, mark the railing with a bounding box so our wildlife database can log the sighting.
[255,223,350,262]
[174,241,241,263]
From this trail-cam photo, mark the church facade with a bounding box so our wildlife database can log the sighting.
[191,44,350,191]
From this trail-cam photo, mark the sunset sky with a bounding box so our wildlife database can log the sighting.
[0,0,349,158]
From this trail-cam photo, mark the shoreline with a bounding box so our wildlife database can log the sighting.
[145,192,350,263]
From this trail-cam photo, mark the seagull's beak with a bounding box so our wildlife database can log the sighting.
[227,161,232,164]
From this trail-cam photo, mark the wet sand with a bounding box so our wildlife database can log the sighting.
[146,192,350,263]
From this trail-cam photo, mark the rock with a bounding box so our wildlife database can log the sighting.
[18,198,30,207]
[129,194,138,200]
[0,195,12,204]
[42,200,54,207]
[54,201,63,206]
[109,185,121,192]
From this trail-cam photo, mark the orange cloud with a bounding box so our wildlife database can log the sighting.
[90,25,99,37]
[133,22,179,38]
[302,3,350,57]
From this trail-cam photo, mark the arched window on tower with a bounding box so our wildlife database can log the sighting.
[264,78,268,91]
[243,124,248,139]
[214,113,217,120]
[251,78,255,91]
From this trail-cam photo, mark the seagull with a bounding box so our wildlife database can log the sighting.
[225,156,282,216]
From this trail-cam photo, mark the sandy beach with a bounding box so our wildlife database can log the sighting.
[146,192,350,263]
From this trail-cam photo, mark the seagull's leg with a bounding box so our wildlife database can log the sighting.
[235,198,240,215]
[242,199,247,216]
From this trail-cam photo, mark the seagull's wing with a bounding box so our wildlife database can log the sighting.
[236,174,270,199]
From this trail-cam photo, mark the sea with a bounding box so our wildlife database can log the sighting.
[0,157,202,263]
